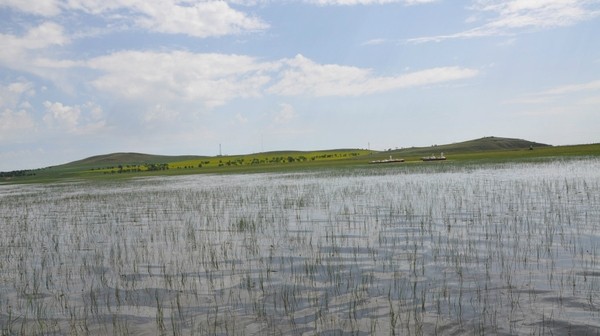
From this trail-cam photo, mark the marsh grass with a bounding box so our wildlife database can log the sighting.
[1,159,600,334]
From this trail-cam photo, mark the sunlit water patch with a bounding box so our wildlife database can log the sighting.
[1,159,600,335]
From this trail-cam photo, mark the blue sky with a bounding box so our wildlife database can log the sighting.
[1,0,599,171]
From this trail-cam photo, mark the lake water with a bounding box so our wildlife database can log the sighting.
[1,158,600,335]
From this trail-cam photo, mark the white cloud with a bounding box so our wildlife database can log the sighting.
[4,21,68,50]
[409,0,600,43]
[475,0,599,29]
[0,22,76,82]
[0,0,61,16]
[7,81,35,95]
[137,1,268,37]
[0,22,69,66]
[0,80,35,109]
[2,0,268,38]
[88,51,276,108]
[43,101,107,134]
[86,51,477,107]
[0,80,37,142]
[268,55,372,96]
[43,101,81,131]
[0,0,438,45]
[268,54,478,96]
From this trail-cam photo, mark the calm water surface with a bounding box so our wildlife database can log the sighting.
[1,159,600,335]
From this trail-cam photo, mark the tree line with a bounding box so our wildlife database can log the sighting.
[94,163,170,174]
[0,170,36,178]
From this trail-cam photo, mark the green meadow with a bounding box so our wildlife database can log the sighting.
[2,137,599,184]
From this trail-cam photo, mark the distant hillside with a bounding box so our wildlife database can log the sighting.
[61,152,208,168]
[3,137,599,183]
[63,137,548,168]
[440,136,549,151]
[382,136,550,158]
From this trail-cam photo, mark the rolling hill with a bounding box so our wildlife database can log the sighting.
[64,136,548,168]
[392,136,549,156]
[61,152,209,168]
[3,136,599,183]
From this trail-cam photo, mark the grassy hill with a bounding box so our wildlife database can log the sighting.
[385,136,549,157]
[64,137,550,169]
[435,136,549,151]
[371,137,600,163]
[0,148,372,182]
[62,152,209,169]
[2,136,599,183]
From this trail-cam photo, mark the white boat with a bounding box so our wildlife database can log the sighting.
[370,155,405,164]
[421,152,446,161]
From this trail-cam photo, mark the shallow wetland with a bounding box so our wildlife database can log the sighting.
[1,158,600,335]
